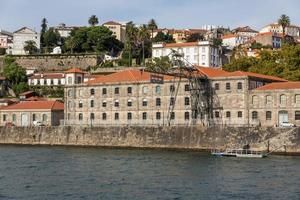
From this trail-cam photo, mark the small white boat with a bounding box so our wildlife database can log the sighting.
[211,149,267,158]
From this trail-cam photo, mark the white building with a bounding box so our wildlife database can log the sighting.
[0,29,13,49]
[232,26,258,37]
[221,34,251,49]
[7,27,40,55]
[152,41,221,67]
[260,23,300,37]
[52,23,78,38]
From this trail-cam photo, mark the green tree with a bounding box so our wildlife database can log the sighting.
[40,18,48,48]
[43,28,61,52]
[3,58,27,85]
[12,82,29,96]
[24,40,38,54]
[186,33,204,42]
[278,14,291,37]
[148,19,158,39]
[88,15,99,26]
[152,32,175,43]
[146,56,172,73]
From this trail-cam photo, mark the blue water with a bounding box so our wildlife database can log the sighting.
[0,146,300,200]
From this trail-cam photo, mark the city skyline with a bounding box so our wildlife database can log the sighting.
[1,0,300,32]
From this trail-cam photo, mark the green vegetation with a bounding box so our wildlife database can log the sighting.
[148,19,158,39]
[40,18,48,48]
[88,15,99,27]
[30,85,64,98]
[24,40,38,54]
[278,14,290,37]
[223,44,300,81]
[186,33,204,42]
[64,26,123,55]
[43,28,61,52]
[152,32,175,43]
[146,56,172,73]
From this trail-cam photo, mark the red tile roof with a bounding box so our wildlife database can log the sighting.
[221,34,237,39]
[103,21,122,26]
[165,42,198,48]
[255,82,300,90]
[86,69,174,85]
[29,73,64,79]
[65,68,84,74]
[0,100,64,111]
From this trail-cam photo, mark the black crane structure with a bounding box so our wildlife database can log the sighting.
[148,49,212,126]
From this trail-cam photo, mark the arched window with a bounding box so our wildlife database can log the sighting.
[252,95,259,105]
[266,95,272,105]
[79,113,83,121]
[252,111,258,119]
[266,111,272,120]
[79,100,83,108]
[280,94,287,105]
[155,85,161,94]
[42,114,48,122]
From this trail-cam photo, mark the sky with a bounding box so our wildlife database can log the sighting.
[1,0,300,32]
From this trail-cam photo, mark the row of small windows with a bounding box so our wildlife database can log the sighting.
[2,114,48,122]
[214,82,243,91]
[78,112,191,121]
[69,84,191,97]
[35,79,63,85]
[73,97,190,108]
[252,94,300,105]
[215,111,276,121]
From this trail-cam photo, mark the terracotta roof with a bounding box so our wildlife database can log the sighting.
[29,73,64,79]
[65,68,84,74]
[86,69,174,85]
[103,21,122,26]
[165,42,198,48]
[0,100,64,111]
[221,34,237,39]
[196,67,231,77]
[255,82,300,90]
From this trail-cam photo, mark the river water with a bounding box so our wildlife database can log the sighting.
[0,146,300,200]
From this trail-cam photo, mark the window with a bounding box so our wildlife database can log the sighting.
[226,111,231,118]
[237,82,243,90]
[89,100,94,108]
[114,100,119,107]
[127,87,132,94]
[184,112,190,120]
[58,79,61,85]
[156,98,161,107]
[215,83,219,90]
[142,99,148,107]
[171,112,175,120]
[42,114,48,122]
[115,87,119,95]
[102,101,107,107]
[184,84,190,91]
[102,113,107,120]
[2,114,6,122]
[68,77,72,84]
[127,112,132,120]
[115,113,119,120]
[68,90,73,97]
[12,114,16,122]
[215,111,220,118]
[238,111,243,118]
[266,95,272,105]
[90,113,95,120]
[90,88,95,95]
[155,86,161,94]
[226,83,231,90]
[77,76,82,84]
[142,112,147,120]
[143,86,148,94]
[170,97,175,106]
[156,112,161,120]
[170,85,175,93]
[184,97,190,106]
[295,95,300,104]
[50,79,54,85]
[280,94,287,105]
[252,111,258,119]
[127,100,132,107]
[79,100,83,108]
[79,113,83,121]
[79,90,83,97]
[295,111,300,120]
[32,114,36,121]
[266,111,272,120]
[252,96,259,105]
[102,88,107,95]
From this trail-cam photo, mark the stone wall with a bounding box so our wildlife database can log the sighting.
[0,126,300,154]
[0,54,102,71]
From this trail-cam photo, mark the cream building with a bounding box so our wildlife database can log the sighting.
[152,41,221,67]
[103,21,126,43]
[260,23,300,37]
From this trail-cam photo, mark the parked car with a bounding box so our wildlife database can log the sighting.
[33,121,44,127]
[280,122,296,127]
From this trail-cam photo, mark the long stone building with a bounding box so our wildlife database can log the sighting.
[64,67,300,127]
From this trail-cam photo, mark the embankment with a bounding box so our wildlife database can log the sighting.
[0,126,300,154]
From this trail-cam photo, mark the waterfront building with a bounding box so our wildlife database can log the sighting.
[63,66,300,128]
[0,100,64,126]
[152,41,221,67]
[6,27,40,55]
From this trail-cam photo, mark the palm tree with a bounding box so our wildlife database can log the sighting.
[278,14,290,37]
[88,15,99,26]
[148,19,158,39]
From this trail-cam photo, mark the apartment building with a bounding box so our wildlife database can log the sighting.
[260,23,300,37]
[103,21,126,43]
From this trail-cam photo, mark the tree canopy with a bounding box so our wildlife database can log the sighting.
[146,56,172,73]
[24,40,38,54]
[186,33,204,42]
[64,26,123,55]
[223,44,300,81]
[88,15,99,26]
[3,57,27,85]
[278,14,290,36]
[152,32,175,43]
[43,28,61,52]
